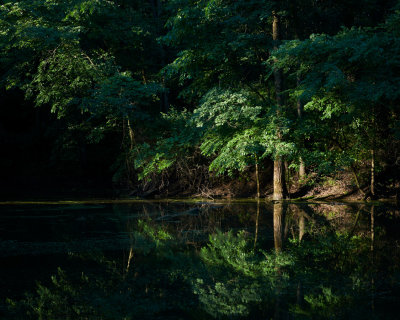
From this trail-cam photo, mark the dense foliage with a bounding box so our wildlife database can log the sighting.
[1,0,399,198]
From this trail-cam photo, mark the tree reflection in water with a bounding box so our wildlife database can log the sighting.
[4,202,400,319]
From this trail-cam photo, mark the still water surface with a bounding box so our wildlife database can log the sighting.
[1,200,400,319]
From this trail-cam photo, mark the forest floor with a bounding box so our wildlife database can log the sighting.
[194,171,395,202]
[288,172,365,201]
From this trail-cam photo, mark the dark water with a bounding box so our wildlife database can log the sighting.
[1,200,400,319]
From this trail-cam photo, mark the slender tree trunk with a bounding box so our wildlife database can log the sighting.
[272,12,288,200]
[254,199,260,249]
[297,77,306,181]
[299,159,306,181]
[370,105,376,197]
[254,154,260,199]
[371,148,375,197]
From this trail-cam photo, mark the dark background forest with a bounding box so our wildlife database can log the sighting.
[1,0,399,200]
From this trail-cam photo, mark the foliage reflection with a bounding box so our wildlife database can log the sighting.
[5,203,400,319]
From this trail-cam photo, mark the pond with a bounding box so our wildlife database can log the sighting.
[0,200,400,319]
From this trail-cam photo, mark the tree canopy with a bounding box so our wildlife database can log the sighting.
[0,0,399,199]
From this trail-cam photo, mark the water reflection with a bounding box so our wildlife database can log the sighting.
[273,202,285,252]
[1,201,400,319]
[371,205,375,312]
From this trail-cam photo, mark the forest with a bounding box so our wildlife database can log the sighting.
[2,2,400,319]
[1,0,400,200]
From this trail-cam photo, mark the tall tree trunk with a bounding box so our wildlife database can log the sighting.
[274,160,287,200]
[297,77,306,181]
[272,12,288,200]
[151,0,169,113]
